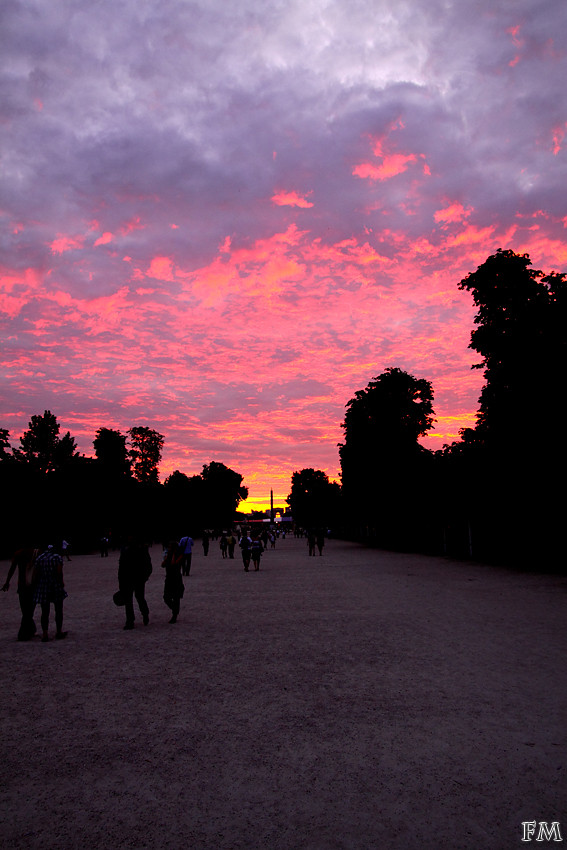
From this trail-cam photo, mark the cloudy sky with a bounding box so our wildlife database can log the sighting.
[1,0,566,509]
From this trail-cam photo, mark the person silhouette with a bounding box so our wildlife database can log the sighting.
[179,535,194,575]
[239,533,252,571]
[33,545,68,642]
[219,534,228,559]
[307,530,317,556]
[226,532,236,559]
[162,541,184,624]
[202,532,210,556]
[118,537,152,630]
[2,546,39,641]
[251,536,264,571]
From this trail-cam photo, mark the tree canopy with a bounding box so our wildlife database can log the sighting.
[13,410,78,473]
[0,416,250,554]
[339,368,435,545]
[458,248,567,449]
[200,461,249,528]
[341,367,434,450]
[93,428,131,477]
[286,468,341,529]
[128,426,164,485]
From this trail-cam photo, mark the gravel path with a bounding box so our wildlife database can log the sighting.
[1,537,565,850]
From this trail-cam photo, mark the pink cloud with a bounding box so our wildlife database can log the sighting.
[271,190,314,208]
[552,123,566,155]
[434,203,472,226]
[120,217,145,235]
[353,153,418,182]
[94,232,114,247]
[146,256,175,281]
[50,235,85,254]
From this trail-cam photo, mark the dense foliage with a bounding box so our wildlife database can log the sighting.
[286,468,341,529]
[335,250,565,564]
[339,368,436,549]
[443,249,567,563]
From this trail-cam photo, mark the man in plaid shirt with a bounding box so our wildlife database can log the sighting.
[33,545,68,642]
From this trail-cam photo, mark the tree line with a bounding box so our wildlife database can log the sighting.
[287,249,566,567]
[0,417,248,555]
[3,248,564,566]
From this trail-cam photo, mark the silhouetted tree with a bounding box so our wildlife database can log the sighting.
[161,470,205,539]
[452,248,567,563]
[339,368,435,547]
[286,468,341,529]
[458,249,566,449]
[0,428,12,461]
[14,410,78,473]
[128,427,164,485]
[94,427,131,477]
[200,461,248,528]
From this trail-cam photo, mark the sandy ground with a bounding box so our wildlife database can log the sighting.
[0,537,565,850]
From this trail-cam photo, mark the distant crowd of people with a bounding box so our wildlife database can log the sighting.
[2,525,327,641]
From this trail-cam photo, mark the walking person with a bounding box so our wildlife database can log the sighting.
[316,529,325,556]
[179,535,194,576]
[2,546,39,641]
[239,532,252,571]
[162,541,184,624]
[226,532,236,559]
[307,530,317,556]
[219,533,228,559]
[61,539,71,561]
[33,545,68,642]
[118,537,152,630]
[251,536,264,571]
[202,531,210,557]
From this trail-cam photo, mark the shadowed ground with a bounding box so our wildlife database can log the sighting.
[1,537,565,850]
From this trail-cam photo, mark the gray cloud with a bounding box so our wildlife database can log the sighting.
[1,0,566,493]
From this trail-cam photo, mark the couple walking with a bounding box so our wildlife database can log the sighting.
[239,534,263,571]
[117,536,189,629]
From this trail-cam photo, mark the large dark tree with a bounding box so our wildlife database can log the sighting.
[286,468,341,530]
[339,368,435,547]
[94,427,131,477]
[458,248,566,449]
[161,470,205,539]
[200,461,248,528]
[451,249,567,562]
[14,410,78,473]
[128,427,164,485]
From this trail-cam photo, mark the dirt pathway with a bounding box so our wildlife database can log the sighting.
[1,537,565,849]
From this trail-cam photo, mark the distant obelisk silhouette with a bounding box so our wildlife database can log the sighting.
[270,489,274,523]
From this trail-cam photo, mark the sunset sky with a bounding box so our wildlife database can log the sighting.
[1,0,566,510]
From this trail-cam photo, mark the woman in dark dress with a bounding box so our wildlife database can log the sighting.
[162,541,184,624]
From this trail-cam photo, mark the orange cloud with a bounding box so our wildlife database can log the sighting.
[271,190,314,208]
[434,203,472,226]
[353,153,417,182]
[445,225,495,248]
